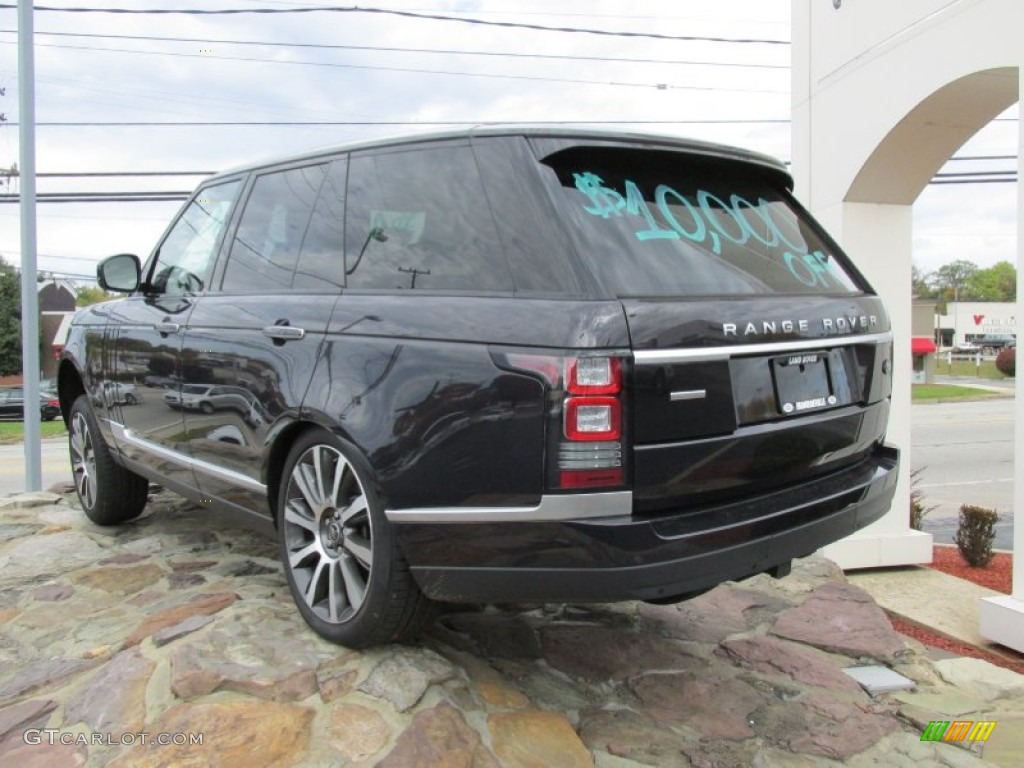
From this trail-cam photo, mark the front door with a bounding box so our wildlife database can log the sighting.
[108,179,242,490]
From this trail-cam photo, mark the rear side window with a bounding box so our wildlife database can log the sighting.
[223,164,328,292]
[545,147,863,297]
[344,144,514,292]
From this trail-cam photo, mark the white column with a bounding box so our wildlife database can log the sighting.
[978,68,1024,653]
[819,202,933,569]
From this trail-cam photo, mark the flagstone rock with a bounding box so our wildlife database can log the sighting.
[0,523,38,544]
[578,707,689,768]
[638,584,791,644]
[0,531,107,585]
[107,699,314,768]
[754,688,901,760]
[0,492,63,509]
[441,613,542,659]
[376,703,498,768]
[770,582,906,661]
[540,624,699,681]
[71,563,165,596]
[151,614,215,648]
[325,702,392,762]
[0,698,58,743]
[29,584,74,602]
[0,738,88,768]
[358,647,456,712]
[632,671,766,741]
[716,635,863,692]
[169,610,321,702]
[316,652,360,703]
[122,591,238,648]
[0,657,97,702]
[64,647,154,737]
[933,657,1024,702]
[488,709,592,768]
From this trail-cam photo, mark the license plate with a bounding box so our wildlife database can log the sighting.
[772,352,836,415]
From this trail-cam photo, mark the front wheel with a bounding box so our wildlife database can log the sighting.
[69,394,149,525]
[277,429,432,648]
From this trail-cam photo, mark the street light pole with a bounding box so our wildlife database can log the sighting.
[18,0,41,491]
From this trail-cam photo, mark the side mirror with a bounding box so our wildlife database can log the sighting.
[97,253,141,293]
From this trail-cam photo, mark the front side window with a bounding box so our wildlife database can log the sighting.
[545,146,864,297]
[148,180,240,296]
[344,144,514,292]
[222,164,328,292]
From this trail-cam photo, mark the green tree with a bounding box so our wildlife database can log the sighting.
[75,285,115,307]
[931,259,979,303]
[0,256,22,376]
[912,262,934,297]
[966,260,1016,301]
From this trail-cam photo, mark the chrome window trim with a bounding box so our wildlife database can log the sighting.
[110,421,266,494]
[634,331,893,364]
[386,490,632,524]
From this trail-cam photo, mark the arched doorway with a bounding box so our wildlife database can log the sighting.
[793,0,1022,652]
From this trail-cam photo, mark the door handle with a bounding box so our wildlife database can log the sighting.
[262,325,306,341]
[155,322,180,335]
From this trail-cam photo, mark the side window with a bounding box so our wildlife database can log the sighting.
[293,158,347,291]
[149,180,240,296]
[222,164,328,292]
[345,145,514,292]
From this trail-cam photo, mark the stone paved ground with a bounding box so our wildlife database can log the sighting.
[1,489,1022,767]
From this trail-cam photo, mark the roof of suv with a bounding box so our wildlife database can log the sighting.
[211,125,792,188]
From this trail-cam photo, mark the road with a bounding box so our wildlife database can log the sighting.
[0,438,73,496]
[911,398,1015,551]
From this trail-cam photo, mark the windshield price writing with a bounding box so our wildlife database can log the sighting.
[572,171,848,291]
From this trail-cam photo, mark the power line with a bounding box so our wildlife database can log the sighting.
[0,28,790,70]
[0,39,787,93]
[0,4,790,44]
[6,119,793,127]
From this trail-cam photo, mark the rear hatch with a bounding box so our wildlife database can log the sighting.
[535,136,893,513]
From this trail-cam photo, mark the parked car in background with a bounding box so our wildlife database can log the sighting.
[101,381,139,405]
[974,334,1016,355]
[57,127,898,648]
[951,341,981,353]
[0,387,61,421]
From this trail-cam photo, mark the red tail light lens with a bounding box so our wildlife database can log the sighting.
[564,396,621,441]
[567,357,621,395]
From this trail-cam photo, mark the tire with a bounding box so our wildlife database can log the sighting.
[277,429,432,648]
[125,393,138,405]
[69,394,149,525]
[200,401,214,414]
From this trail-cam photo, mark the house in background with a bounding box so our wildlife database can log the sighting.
[911,297,937,384]
[38,279,77,380]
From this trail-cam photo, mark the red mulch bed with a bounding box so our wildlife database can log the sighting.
[889,545,1024,675]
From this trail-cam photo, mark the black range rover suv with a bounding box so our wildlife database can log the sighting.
[58,128,898,647]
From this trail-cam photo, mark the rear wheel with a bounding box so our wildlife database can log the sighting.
[277,429,432,648]
[69,394,149,525]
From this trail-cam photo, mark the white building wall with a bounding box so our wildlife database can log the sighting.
[792,0,1023,651]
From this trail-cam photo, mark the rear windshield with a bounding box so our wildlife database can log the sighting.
[544,146,863,297]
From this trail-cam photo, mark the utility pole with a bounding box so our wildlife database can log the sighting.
[19,0,41,491]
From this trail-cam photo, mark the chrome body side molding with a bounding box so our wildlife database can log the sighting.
[386,490,633,524]
[110,421,267,494]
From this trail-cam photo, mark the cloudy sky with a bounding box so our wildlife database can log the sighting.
[0,0,1017,284]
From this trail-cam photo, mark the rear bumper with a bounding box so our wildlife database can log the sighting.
[392,444,899,603]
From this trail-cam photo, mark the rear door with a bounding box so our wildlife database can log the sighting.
[180,158,346,515]
[539,141,894,512]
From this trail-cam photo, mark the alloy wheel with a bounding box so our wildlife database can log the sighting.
[281,444,374,624]
[70,411,97,510]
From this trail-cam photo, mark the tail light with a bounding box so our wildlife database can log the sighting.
[502,351,627,491]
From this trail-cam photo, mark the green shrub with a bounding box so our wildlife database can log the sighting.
[995,347,1015,377]
[955,504,999,567]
